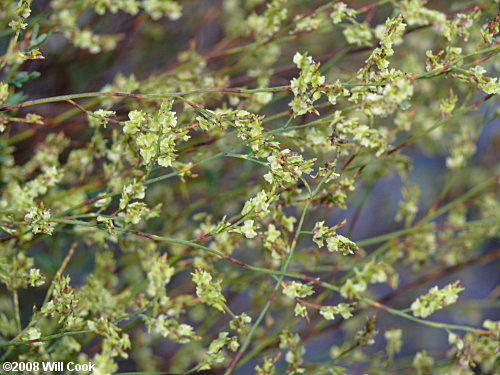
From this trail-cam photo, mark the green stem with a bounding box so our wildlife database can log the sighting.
[12,290,21,333]
[0,329,92,348]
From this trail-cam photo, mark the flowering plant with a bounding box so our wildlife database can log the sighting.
[0,0,499,374]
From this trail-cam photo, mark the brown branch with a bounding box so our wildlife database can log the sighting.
[66,100,121,125]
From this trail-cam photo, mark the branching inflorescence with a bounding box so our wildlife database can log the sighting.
[0,0,499,374]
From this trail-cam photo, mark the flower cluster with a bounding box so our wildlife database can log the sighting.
[289,52,326,116]
[398,0,446,28]
[199,332,239,370]
[340,261,398,300]
[24,206,55,235]
[364,16,406,72]
[150,315,195,344]
[123,101,188,168]
[312,221,358,255]
[319,303,354,321]
[247,0,288,40]
[330,2,355,24]
[146,254,175,297]
[279,330,306,374]
[282,281,314,299]
[191,269,227,312]
[264,149,315,187]
[411,281,464,318]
